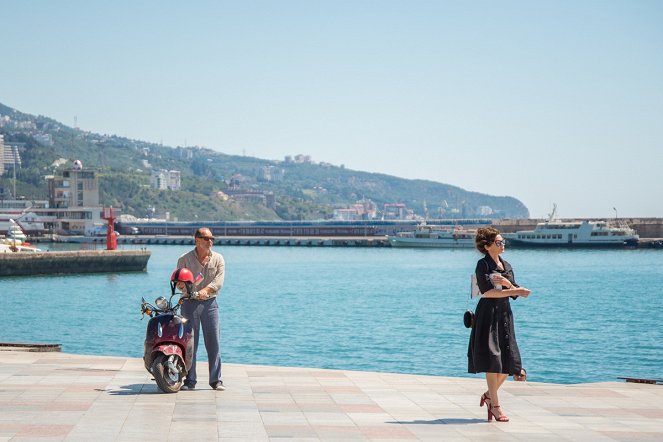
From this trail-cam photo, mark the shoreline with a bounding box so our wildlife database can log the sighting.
[0,342,650,387]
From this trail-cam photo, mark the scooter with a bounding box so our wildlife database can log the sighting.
[140,268,196,393]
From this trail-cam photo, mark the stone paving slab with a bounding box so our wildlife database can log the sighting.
[0,351,661,441]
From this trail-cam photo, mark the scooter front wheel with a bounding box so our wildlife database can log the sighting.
[152,353,184,393]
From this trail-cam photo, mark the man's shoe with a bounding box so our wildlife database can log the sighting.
[181,382,195,390]
[211,382,225,391]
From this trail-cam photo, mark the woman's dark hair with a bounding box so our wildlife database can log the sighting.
[475,226,501,254]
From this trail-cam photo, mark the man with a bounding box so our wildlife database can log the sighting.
[177,227,225,390]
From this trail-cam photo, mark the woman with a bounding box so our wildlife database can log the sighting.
[468,227,531,422]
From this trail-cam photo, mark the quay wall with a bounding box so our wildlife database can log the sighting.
[114,218,663,239]
[0,250,151,276]
[42,236,389,248]
[37,234,661,248]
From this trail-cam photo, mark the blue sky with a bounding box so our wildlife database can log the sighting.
[2,0,662,218]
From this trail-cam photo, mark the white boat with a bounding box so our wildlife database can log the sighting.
[503,205,639,247]
[0,219,42,252]
[0,242,42,253]
[387,223,476,248]
[5,220,27,242]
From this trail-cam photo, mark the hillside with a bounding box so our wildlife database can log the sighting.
[0,102,529,221]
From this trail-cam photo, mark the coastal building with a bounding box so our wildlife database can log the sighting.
[0,137,20,173]
[48,160,99,208]
[227,173,245,190]
[295,154,312,164]
[33,133,53,146]
[355,198,377,219]
[226,190,276,209]
[333,208,361,221]
[0,198,49,211]
[285,154,312,164]
[0,194,50,236]
[257,165,285,182]
[333,199,378,221]
[44,160,104,234]
[382,203,409,220]
[0,211,47,236]
[0,160,102,236]
[177,147,194,160]
[150,169,181,191]
[0,115,36,131]
[0,138,25,178]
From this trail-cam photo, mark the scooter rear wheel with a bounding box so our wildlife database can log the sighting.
[152,353,183,393]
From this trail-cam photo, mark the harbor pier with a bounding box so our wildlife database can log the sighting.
[0,249,151,276]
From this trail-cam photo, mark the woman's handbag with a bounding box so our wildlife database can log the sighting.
[463,310,474,328]
[464,275,477,328]
[464,270,482,328]
[465,262,490,328]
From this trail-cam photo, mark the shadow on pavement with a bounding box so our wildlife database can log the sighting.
[105,384,162,395]
[388,418,485,425]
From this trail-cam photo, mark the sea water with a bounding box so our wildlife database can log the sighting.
[1,244,661,385]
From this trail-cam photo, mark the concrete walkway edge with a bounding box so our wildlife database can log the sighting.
[0,351,661,441]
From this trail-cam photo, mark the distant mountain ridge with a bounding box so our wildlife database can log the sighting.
[0,101,529,221]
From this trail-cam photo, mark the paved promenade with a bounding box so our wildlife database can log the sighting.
[0,350,661,441]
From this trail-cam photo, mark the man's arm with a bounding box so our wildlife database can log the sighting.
[205,255,225,294]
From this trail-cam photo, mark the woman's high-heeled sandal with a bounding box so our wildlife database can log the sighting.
[480,392,491,407]
[487,404,509,422]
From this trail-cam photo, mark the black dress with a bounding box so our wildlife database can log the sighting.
[467,255,523,375]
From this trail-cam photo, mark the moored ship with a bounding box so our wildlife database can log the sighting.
[0,220,42,253]
[503,205,639,247]
[387,223,476,248]
[5,221,27,243]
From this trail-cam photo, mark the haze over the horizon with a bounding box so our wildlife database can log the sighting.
[2,1,662,218]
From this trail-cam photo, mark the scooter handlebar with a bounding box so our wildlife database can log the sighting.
[177,291,198,304]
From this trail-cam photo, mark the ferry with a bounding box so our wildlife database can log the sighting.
[503,205,639,247]
[387,223,476,248]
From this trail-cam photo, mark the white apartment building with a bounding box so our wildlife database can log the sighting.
[150,169,181,191]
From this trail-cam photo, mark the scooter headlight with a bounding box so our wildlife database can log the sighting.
[155,297,168,310]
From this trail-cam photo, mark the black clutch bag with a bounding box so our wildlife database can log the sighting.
[463,310,474,328]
